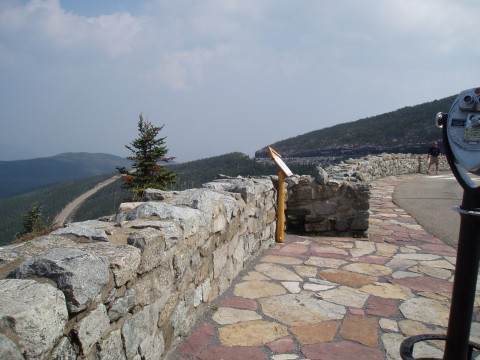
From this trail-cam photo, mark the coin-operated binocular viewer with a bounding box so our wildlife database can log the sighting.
[268,147,293,243]
[400,88,480,360]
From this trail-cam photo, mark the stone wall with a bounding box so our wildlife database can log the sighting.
[0,177,276,360]
[323,153,449,182]
[284,153,449,235]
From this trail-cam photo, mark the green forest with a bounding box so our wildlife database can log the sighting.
[0,173,115,246]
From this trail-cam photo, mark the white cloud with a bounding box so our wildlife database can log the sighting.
[375,0,480,54]
[0,0,145,60]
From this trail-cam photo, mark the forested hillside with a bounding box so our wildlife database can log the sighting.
[255,96,455,158]
[0,152,131,199]
[73,152,317,222]
[0,173,116,246]
[165,152,318,190]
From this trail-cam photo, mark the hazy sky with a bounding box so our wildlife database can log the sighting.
[0,0,478,162]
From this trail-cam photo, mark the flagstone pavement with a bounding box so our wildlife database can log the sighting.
[170,174,480,360]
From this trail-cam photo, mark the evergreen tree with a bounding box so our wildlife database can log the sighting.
[118,114,177,199]
[22,202,46,233]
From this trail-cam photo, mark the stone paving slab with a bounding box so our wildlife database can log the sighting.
[171,175,480,360]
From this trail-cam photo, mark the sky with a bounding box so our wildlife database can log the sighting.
[0,0,479,162]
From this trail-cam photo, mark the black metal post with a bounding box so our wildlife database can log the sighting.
[400,111,480,359]
[443,190,480,360]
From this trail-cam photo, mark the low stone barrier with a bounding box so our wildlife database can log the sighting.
[285,175,370,235]
[0,153,447,359]
[323,153,449,182]
[0,177,276,360]
[284,153,449,235]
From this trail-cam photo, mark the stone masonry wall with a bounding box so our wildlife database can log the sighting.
[0,176,276,360]
[285,153,449,235]
[0,153,449,359]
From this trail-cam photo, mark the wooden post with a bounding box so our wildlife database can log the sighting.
[268,147,293,243]
[276,170,286,243]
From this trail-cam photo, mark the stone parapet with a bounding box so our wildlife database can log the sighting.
[284,153,448,235]
[0,177,276,360]
[285,175,370,236]
[323,153,449,182]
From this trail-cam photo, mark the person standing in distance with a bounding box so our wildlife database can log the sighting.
[427,140,441,175]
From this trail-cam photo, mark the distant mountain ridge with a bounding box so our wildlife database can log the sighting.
[0,152,131,199]
[255,95,456,158]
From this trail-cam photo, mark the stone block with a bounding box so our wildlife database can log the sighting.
[213,244,228,280]
[77,242,141,288]
[8,247,109,314]
[96,329,127,360]
[0,279,68,359]
[108,288,136,322]
[0,333,23,360]
[122,299,164,359]
[74,304,110,355]
[132,267,174,307]
[128,228,168,274]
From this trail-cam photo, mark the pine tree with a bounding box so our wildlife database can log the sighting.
[22,202,46,234]
[117,114,177,199]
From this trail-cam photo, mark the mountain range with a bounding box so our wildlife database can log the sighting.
[0,94,457,201]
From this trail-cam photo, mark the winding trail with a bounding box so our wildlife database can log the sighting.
[54,175,121,226]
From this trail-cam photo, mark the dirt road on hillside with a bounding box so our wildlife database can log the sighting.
[54,175,121,226]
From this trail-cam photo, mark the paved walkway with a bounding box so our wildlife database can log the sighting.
[171,175,480,360]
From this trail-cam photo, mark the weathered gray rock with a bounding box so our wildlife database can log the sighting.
[117,202,201,238]
[140,330,165,360]
[130,219,182,250]
[52,220,114,241]
[128,227,169,273]
[168,188,238,226]
[133,266,174,307]
[8,247,109,313]
[50,337,77,360]
[0,279,68,359]
[73,304,110,355]
[285,175,300,187]
[96,329,127,360]
[0,235,77,268]
[122,299,164,359]
[77,242,141,287]
[0,332,23,360]
[171,295,196,340]
[203,177,274,203]
[142,188,178,201]
[315,166,329,185]
[108,288,136,321]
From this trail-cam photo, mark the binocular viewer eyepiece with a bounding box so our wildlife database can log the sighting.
[436,87,480,176]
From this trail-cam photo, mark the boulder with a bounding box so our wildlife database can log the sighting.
[8,247,109,313]
[0,279,68,359]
